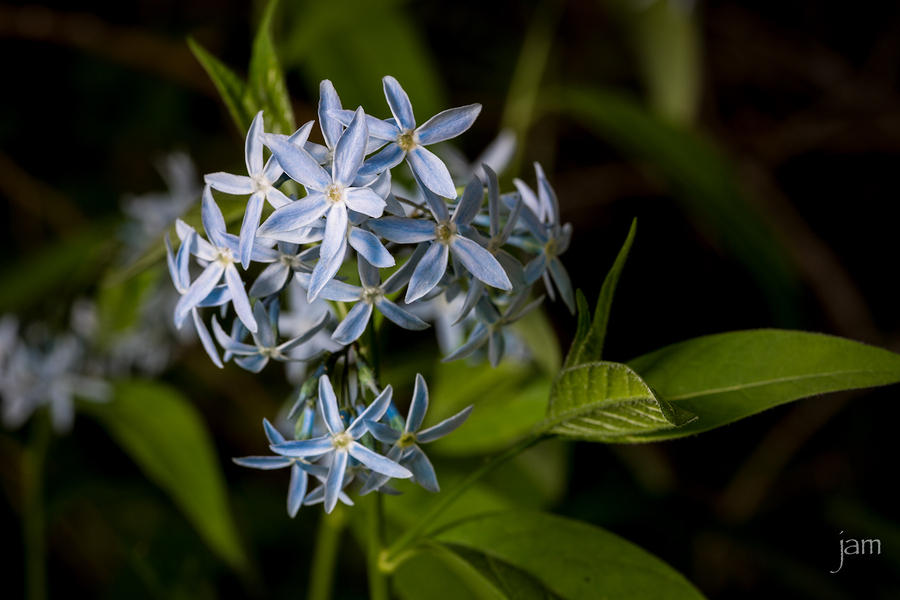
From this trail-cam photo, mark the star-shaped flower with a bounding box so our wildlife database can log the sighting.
[173,186,278,333]
[332,76,482,198]
[368,175,512,303]
[298,254,428,346]
[259,107,388,301]
[445,292,544,366]
[205,113,314,268]
[212,301,330,373]
[271,376,411,513]
[233,419,329,518]
[362,373,472,493]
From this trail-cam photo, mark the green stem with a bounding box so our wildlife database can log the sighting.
[366,493,389,600]
[23,415,51,600]
[380,432,545,570]
[307,507,346,600]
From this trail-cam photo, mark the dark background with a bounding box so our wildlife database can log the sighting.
[2,0,900,598]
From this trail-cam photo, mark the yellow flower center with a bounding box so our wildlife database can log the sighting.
[332,432,352,449]
[326,183,346,204]
[362,287,382,304]
[216,247,235,265]
[397,432,417,448]
[434,221,456,244]
[397,130,417,151]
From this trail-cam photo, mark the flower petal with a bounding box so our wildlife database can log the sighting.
[239,191,265,268]
[201,186,228,248]
[403,445,439,492]
[232,456,293,470]
[324,450,349,513]
[333,107,368,186]
[308,204,348,301]
[452,176,483,226]
[416,405,473,443]
[345,187,386,218]
[258,193,330,234]
[348,442,412,479]
[331,301,373,345]
[382,75,416,130]
[367,217,435,244]
[375,298,429,331]
[235,353,268,373]
[416,103,482,145]
[287,463,308,518]
[347,385,393,439]
[251,301,275,348]
[211,316,257,355]
[263,417,286,445]
[271,436,334,457]
[364,420,402,444]
[405,242,448,303]
[263,133,331,191]
[191,308,223,368]
[318,374,345,434]
[294,272,361,302]
[174,262,224,327]
[318,79,344,149]
[548,257,575,314]
[358,142,406,177]
[249,262,290,298]
[408,147,457,199]
[450,236,512,290]
[442,323,489,362]
[225,264,257,333]
[406,373,429,432]
[245,111,265,175]
[349,227,394,268]
[204,172,254,195]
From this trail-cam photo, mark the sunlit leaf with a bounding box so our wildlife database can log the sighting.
[188,36,257,133]
[627,329,900,441]
[430,510,706,599]
[248,0,295,134]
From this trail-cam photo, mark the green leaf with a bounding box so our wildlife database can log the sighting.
[618,0,702,124]
[564,219,636,368]
[82,380,248,572]
[395,544,560,600]
[188,36,257,133]
[556,87,800,323]
[628,330,900,441]
[545,361,694,442]
[248,0,295,134]
[431,510,706,599]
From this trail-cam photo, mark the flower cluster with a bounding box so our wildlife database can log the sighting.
[166,76,573,515]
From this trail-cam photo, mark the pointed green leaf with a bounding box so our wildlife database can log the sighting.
[431,510,706,600]
[82,380,248,572]
[395,544,560,600]
[628,330,900,441]
[248,0,295,134]
[564,219,636,368]
[188,36,257,133]
[544,361,694,442]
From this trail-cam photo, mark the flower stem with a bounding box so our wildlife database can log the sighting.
[307,506,346,600]
[380,432,546,570]
[366,493,389,600]
[23,415,51,600]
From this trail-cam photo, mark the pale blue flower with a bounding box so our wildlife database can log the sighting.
[511,163,575,313]
[248,242,318,299]
[332,76,482,198]
[445,292,545,366]
[205,113,314,268]
[363,374,472,493]
[368,175,512,303]
[166,228,231,368]
[233,418,329,518]
[298,254,428,346]
[0,328,110,432]
[173,186,278,334]
[259,107,388,301]
[212,301,330,373]
[271,375,411,513]
[305,80,386,165]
